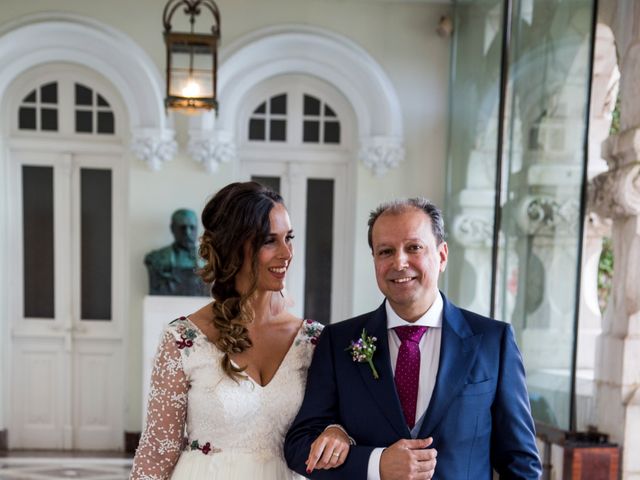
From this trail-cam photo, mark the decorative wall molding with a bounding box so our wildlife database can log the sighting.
[358,136,405,176]
[0,13,174,168]
[188,130,236,173]
[601,127,640,169]
[516,195,580,236]
[589,128,640,219]
[589,163,640,219]
[130,129,178,171]
[451,214,493,247]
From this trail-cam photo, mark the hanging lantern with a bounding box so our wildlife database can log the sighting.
[163,0,220,111]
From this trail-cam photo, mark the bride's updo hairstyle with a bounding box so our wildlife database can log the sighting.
[199,181,284,380]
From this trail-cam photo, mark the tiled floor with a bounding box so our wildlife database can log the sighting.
[0,458,132,480]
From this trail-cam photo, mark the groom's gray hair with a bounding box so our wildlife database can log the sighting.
[367,197,446,250]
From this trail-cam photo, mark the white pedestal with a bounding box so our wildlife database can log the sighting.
[142,295,210,424]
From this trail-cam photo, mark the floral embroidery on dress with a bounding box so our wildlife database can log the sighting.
[131,314,320,479]
[295,319,323,346]
[170,316,198,356]
[187,439,222,455]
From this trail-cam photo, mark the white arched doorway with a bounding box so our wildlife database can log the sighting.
[0,14,169,450]
[238,74,356,324]
[4,62,128,450]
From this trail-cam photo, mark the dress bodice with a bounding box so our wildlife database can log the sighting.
[130,316,323,479]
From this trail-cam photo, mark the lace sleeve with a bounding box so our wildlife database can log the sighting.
[130,330,188,480]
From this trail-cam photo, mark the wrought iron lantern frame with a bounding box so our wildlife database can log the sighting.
[163,0,220,111]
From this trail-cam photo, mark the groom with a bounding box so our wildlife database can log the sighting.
[284,198,541,479]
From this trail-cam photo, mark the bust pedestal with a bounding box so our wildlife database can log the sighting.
[142,295,210,423]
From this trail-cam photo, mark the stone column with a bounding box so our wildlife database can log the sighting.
[589,2,640,477]
[589,129,640,480]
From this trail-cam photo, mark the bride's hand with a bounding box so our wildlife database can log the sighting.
[305,425,351,473]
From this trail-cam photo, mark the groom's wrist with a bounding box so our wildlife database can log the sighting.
[324,424,356,445]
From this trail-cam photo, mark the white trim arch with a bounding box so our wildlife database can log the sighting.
[0,13,176,170]
[189,24,405,176]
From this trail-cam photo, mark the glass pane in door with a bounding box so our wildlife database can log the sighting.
[251,175,281,194]
[22,165,55,318]
[304,179,334,325]
[443,0,504,317]
[496,0,595,430]
[80,168,112,320]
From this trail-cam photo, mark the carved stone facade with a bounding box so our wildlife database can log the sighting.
[589,127,640,479]
[515,194,581,237]
[130,129,178,171]
[357,136,405,176]
[187,129,236,173]
[589,5,640,477]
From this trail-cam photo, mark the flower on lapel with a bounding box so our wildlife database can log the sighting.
[346,328,379,379]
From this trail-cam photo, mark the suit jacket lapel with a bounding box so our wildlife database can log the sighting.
[419,294,483,437]
[358,302,411,438]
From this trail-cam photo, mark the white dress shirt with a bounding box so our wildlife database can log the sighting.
[366,294,443,480]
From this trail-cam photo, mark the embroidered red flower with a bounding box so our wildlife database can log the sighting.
[189,439,220,455]
[295,320,323,346]
[176,335,194,349]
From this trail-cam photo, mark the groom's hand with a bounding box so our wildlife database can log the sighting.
[380,437,437,480]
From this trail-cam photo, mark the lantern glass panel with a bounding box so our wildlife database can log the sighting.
[169,48,213,99]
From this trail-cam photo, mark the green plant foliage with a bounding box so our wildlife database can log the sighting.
[610,94,621,135]
[598,236,614,313]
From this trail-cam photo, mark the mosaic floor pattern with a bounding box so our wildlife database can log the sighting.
[0,459,132,480]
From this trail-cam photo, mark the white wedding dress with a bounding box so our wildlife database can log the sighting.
[130,317,323,480]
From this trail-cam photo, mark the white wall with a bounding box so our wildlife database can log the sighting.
[0,0,451,432]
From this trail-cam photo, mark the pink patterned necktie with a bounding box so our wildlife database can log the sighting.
[393,325,428,429]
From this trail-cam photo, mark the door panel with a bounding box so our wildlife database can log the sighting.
[73,340,123,449]
[244,161,349,324]
[10,150,123,450]
[12,338,69,449]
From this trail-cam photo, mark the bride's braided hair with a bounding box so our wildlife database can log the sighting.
[198,182,284,381]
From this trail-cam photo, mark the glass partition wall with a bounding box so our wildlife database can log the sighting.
[444,0,597,432]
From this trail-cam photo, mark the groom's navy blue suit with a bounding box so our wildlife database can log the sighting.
[284,293,541,479]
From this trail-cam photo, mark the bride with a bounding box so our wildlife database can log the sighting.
[130,182,350,479]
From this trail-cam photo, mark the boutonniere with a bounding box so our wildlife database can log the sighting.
[346,328,379,379]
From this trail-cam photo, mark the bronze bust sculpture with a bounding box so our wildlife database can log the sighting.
[144,209,209,296]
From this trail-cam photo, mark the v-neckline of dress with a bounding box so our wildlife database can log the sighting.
[185,317,304,389]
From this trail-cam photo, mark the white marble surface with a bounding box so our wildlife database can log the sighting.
[0,458,132,480]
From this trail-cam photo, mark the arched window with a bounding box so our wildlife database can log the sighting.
[14,76,119,137]
[246,89,343,147]
[74,83,115,135]
[302,94,340,144]
[248,93,287,142]
[17,82,58,132]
